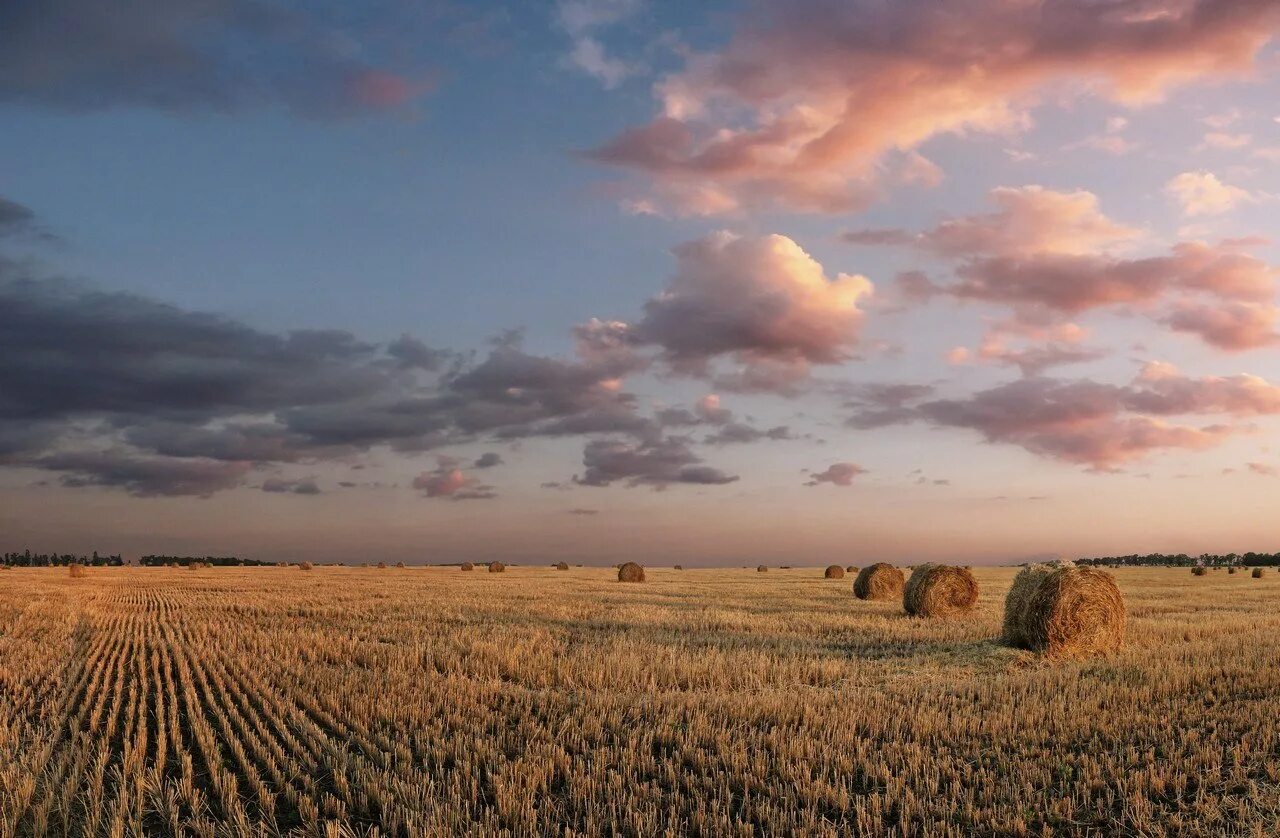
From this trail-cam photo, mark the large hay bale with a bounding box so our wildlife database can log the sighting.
[555,561,569,571]
[853,563,904,601]
[1003,561,1075,644]
[68,563,86,578]
[1007,566,1125,658]
[617,562,645,583]
[757,565,768,573]
[1252,567,1264,578]
[824,565,845,579]
[903,564,978,617]
[460,562,474,571]
[1191,566,1207,576]
[488,561,505,573]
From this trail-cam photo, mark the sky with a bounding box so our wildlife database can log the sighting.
[4,0,1280,566]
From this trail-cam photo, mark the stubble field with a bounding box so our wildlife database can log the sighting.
[0,565,1277,837]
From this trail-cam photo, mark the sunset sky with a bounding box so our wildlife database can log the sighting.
[4,0,1280,565]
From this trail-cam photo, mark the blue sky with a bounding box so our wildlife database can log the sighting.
[4,1,1280,564]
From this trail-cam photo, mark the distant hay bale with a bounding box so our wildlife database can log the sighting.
[1228,566,1237,575]
[903,564,978,617]
[68,563,86,578]
[1191,566,1206,576]
[1005,566,1125,659]
[555,561,569,570]
[460,562,474,571]
[395,561,406,568]
[276,561,287,568]
[617,562,645,583]
[853,563,904,601]
[757,565,768,573]
[824,565,845,579]
[846,565,857,573]
[299,561,313,571]
[1252,567,1264,578]
[488,561,505,573]
[673,565,683,570]
[377,561,387,569]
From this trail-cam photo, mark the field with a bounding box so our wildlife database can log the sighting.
[0,566,1277,837]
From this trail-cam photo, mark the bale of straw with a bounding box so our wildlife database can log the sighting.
[757,565,768,573]
[673,565,683,570]
[376,561,388,569]
[617,562,645,582]
[1252,567,1264,578]
[1006,566,1125,658]
[1191,566,1206,576]
[824,565,845,579]
[903,564,978,617]
[299,562,313,571]
[395,561,406,568]
[460,562,474,571]
[846,565,858,573]
[68,563,86,578]
[555,561,569,570]
[1003,561,1075,644]
[853,563,904,600]
[488,561,505,573]
[1228,566,1237,574]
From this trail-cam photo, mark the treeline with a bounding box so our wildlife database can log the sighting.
[1076,553,1280,568]
[139,555,270,567]
[3,550,125,567]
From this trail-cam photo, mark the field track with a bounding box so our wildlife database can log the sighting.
[0,566,1277,836]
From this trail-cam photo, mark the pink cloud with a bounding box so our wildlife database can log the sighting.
[588,1,1280,214]
[806,462,866,486]
[412,457,497,500]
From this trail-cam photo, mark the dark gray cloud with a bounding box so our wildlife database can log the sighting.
[704,422,793,445]
[473,452,503,469]
[36,450,252,497]
[574,436,738,488]
[0,0,441,117]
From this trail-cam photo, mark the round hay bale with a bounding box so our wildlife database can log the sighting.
[460,562,474,571]
[673,565,683,570]
[555,561,569,571]
[853,563,904,601]
[376,561,387,569]
[617,562,645,583]
[757,565,768,573]
[487,561,505,573]
[1228,566,1237,574]
[395,561,406,568]
[824,565,845,579]
[846,565,858,573]
[68,563,86,578]
[299,561,313,571]
[1252,567,1264,578]
[1011,566,1125,658]
[903,564,978,617]
[1191,566,1206,576]
[1003,561,1075,645]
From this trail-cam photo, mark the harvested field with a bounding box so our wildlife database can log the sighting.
[0,566,1276,835]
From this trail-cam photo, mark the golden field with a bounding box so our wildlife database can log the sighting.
[0,565,1277,837]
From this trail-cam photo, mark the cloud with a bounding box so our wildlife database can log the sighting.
[0,0,440,117]
[412,456,497,500]
[261,477,321,495]
[574,436,737,488]
[34,450,252,497]
[586,0,1280,214]
[1165,170,1254,216]
[628,232,872,391]
[473,452,504,469]
[1163,301,1279,350]
[805,462,865,486]
[844,186,1140,257]
[555,0,642,88]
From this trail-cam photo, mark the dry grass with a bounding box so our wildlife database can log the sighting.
[0,566,1276,836]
